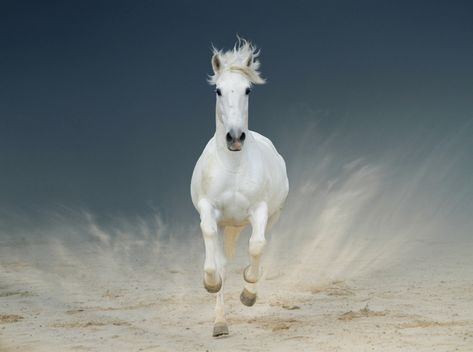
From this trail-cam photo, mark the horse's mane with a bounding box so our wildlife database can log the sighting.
[208,38,266,85]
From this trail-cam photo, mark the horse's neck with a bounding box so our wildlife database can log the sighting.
[214,110,250,170]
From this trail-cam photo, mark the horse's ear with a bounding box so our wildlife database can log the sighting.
[212,53,221,74]
[246,53,253,67]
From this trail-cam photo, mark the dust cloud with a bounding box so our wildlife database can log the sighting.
[1,121,472,351]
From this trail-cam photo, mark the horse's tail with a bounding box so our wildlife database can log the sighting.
[224,226,242,259]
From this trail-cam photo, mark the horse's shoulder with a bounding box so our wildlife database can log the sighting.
[250,131,278,154]
[195,137,220,171]
[198,136,217,159]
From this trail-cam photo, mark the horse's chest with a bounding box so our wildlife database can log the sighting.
[210,171,265,223]
[218,189,251,224]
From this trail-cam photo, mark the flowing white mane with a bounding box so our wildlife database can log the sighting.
[208,38,266,85]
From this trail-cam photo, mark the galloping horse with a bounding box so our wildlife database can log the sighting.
[191,39,289,337]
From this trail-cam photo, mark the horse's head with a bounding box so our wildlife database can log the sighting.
[209,38,265,152]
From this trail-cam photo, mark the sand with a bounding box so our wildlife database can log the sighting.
[0,229,472,352]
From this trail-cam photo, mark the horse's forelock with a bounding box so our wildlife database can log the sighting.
[208,38,265,85]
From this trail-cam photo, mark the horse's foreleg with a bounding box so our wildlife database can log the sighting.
[213,245,229,337]
[241,202,268,306]
[246,202,268,281]
[198,199,221,293]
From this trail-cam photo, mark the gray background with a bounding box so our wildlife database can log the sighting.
[1,1,472,226]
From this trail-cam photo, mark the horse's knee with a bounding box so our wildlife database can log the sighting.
[198,200,217,236]
[200,221,216,238]
[249,238,266,256]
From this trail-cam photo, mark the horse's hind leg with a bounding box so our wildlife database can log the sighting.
[241,202,268,306]
[266,209,280,233]
[198,199,222,293]
[213,289,229,337]
[213,237,229,337]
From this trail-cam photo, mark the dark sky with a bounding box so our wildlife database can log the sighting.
[1,1,472,223]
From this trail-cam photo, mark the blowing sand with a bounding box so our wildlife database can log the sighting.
[1,144,472,351]
[0,230,472,351]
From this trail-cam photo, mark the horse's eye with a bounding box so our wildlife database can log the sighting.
[215,88,222,96]
[245,87,251,95]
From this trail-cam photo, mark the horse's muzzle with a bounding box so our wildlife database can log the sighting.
[226,130,246,152]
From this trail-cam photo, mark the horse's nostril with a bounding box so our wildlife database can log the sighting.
[226,132,233,142]
[240,132,246,141]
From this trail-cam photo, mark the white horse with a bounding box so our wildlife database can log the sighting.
[190,39,289,337]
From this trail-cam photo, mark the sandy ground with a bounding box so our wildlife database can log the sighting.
[2,105,472,351]
[0,227,472,352]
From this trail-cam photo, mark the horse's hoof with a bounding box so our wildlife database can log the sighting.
[213,322,229,337]
[203,275,222,293]
[243,265,258,284]
[240,288,257,307]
